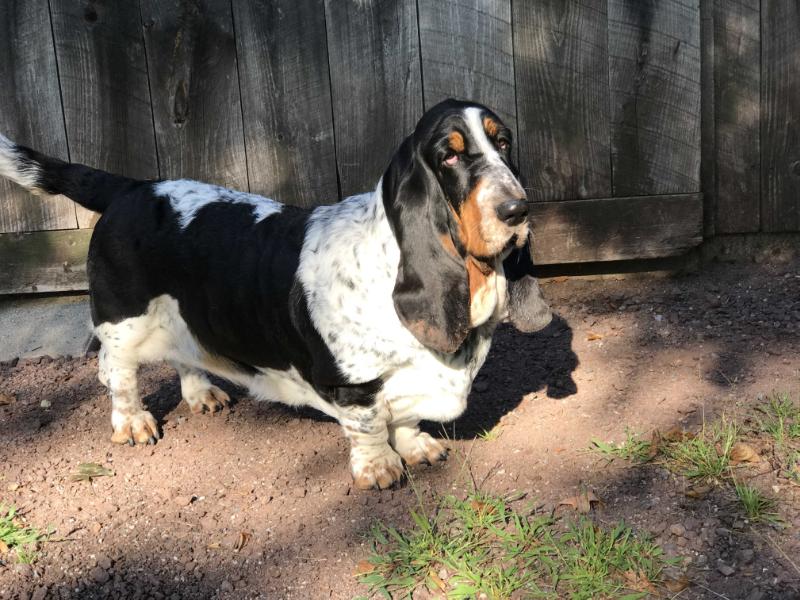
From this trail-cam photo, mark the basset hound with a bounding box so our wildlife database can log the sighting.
[0,99,551,489]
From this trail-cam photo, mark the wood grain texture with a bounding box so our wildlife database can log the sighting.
[700,0,716,236]
[529,193,703,264]
[141,0,248,191]
[761,0,800,232]
[417,0,517,141]
[0,0,76,234]
[324,0,423,198]
[713,0,760,234]
[233,0,337,207]
[49,0,158,228]
[513,0,612,202]
[608,0,701,196]
[0,229,91,294]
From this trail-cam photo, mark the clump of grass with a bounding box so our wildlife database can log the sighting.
[734,482,780,525]
[757,393,800,447]
[357,492,674,599]
[0,505,50,563]
[591,429,652,463]
[477,426,502,442]
[661,419,737,481]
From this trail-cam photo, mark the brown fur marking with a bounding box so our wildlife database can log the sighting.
[448,131,465,153]
[483,116,499,137]
[455,179,491,257]
[439,232,459,257]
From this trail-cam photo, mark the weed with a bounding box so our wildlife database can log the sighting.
[357,491,674,599]
[477,426,502,442]
[734,481,780,525]
[757,393,800,447]
[661,419,737,480]
[0,505,50,563]
[591,429,652,463]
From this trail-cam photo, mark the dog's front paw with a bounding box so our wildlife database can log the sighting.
[111,410,160,445]
[351,447,405,490]
[184,384,230,414]
[394,430,448,466]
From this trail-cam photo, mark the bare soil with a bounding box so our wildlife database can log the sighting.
[1,259,799,600]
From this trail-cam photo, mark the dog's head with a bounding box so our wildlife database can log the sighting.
[382,99,551,353]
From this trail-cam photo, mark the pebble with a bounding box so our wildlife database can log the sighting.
[669,523,686,537]
[96,555,113,570]
[173,495,194,507]
[717,562,736,577]
[31,587,48,600]
[90,566,110,583]
[738,548,755,564]
[219,580,234,593]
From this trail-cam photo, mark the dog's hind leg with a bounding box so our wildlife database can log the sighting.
[97,341,159,445]
[172,363,230,414]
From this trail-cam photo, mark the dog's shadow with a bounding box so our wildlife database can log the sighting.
[424,314,578,440]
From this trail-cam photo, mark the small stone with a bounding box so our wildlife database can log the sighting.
[173,495,194,507]
[738,548,755,564]
[473,380,489,393]
[675,536,688,547]
[695,554,708,567]
[683,517,701,531]
[669,523,686,537]
[40,399,51,408]
[745,590,764,600]
[91,566,110,583]
[269,566,281,578]
[96,555,113,570]
[717,562,736,577]
[219,580,234,593]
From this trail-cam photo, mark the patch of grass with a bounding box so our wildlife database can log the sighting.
[357,491,674,599]
[661,419,737,481]
[591,429,652,463]
[757,393,800,447]
[0,505,49,563]
[477,426,502,442]
[734,482,780,525]
[785,451,800,484]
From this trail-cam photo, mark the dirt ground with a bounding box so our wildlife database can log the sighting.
[1,258,799,600]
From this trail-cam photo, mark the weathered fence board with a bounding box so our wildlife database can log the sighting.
[325,0,423,198]
[530,194,703,264]
[713,0,760,234]
[49,0,159,229]
[0,1,76,234]
[0,229,91,294]
[233,0,338,206]
[513,0,612,202]
[608,0,702,196]
[417,0,517,140]
[761,0,800,232]
[141,0,248,191]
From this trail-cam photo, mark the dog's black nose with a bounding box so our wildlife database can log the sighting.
[495,199,528,226]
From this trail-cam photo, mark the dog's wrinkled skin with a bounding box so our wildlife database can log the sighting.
[0,99,550,489]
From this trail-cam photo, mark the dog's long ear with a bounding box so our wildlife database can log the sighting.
[382,136,471,354]
[503,234,552,332]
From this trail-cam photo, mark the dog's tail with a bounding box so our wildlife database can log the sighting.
[0,132,138,214]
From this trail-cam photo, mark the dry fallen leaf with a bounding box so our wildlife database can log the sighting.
[664,575,691,593]
[233,531,251,552]
[353,560,375,576]
[0,392,15,406]
[0,540,8,555]
[70,463,115,482]
[661,427,695,443]
[587,332,603,341]
[730,442,760,465]
[558,489,602,514]
[685,484,712,499]
[622,569,657,593]
[207,542,221,550]
[6,482,20,492]
[469,500,496,515]
[647,430,662,459]
[428,570,447,592]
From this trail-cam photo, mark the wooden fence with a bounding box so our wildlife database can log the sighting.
[0,0,797,294]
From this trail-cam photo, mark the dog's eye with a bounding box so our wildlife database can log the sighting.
[443,152,459,167]
[498,139,510,151]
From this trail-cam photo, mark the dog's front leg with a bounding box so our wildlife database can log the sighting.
[337,401,404,490]
[389,422,448,466]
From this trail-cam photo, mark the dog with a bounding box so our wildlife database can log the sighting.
[0,99,551,489]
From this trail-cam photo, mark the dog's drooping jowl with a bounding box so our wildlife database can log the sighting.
[0,99,551,489]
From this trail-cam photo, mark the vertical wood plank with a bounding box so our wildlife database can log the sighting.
[324,0,423,198]
[713,0,760,233]
[0,0,76,233]
[417,0,517,140]
[233,0,337,207]
[141,0,248,191]
[513,0,612,202]
[761,0,800,232]
[50,0,159,228]
[608,0,701,196]
[699,0,716,236]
